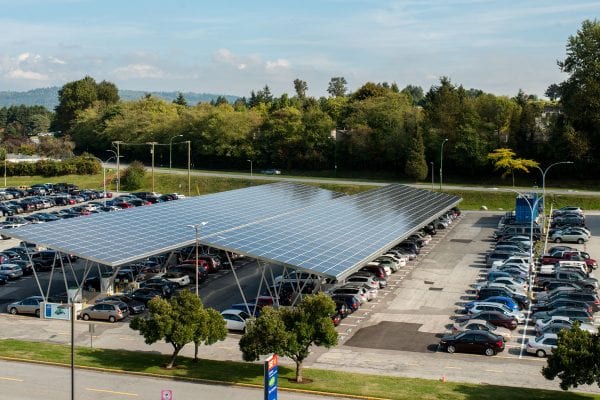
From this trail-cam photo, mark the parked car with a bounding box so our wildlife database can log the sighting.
[80,301,129,322]
[531,307,593,323]
[95,294,146,314]
[451,319,512,341]
[526,333,558,357]
[221,309,251,332]
[0,264,23,280]
[130,288,162,305]
[163,271,191,287]
[467,302,525,324]
[454,311,518,330]
[531,298,594,314]
[536,320,597,337]
[439,330,505,356]
[6,296,44,317]
[550,228,589,244]
[465,296,520,312]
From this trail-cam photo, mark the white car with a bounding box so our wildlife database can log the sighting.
[221,309,250,332]
[535,316,575,332]
[551,228,589,244]
[476,277,528,292]
[346,275,379,290]
[164,272,190,287]
[467,302,525,324]
[344,283,378,301]
[82,203,98,212]
[526,333,558,357]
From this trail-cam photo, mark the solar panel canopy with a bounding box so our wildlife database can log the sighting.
[2,182,460,279]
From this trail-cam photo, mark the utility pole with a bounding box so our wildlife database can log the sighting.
[169,134,183,169]
[147,142,158,193]
[112,141,123,193]
[187,141,191,197]
[439,138,448,191]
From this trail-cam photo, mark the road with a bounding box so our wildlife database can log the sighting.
[0,359,346,400]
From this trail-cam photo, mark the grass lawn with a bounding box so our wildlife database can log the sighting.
[0,339,596,400]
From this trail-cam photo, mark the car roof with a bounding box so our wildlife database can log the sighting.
[221,308,248,316]
[539,333,559,339]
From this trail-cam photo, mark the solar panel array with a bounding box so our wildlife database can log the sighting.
[2,182,460,279]
[2,182,343,266]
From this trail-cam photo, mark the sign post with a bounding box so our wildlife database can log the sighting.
[264,354,278,400]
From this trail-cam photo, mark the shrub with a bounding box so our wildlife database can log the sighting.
[120,161,146,190]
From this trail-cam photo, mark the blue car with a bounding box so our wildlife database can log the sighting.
[465,296,520,312]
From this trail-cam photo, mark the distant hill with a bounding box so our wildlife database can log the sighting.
[0,87,240,109]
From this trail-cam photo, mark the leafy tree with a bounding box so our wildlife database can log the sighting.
[239,293,338,383]
[487,148,539,186]
[173,92,188,106]
[545,83,561,101]
[404,121,428,181]
[351,82,388,101]
[38,135,75,159]
[130,290,226,369]
[327,77,348,97]
[120,160,146,190]
[542,323,600,390]
[96,80,120,104]
[293,79,308,98]
[401,85,424,105]
[54,76,99,133]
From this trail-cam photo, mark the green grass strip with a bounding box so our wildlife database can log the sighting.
[0,339,596,400]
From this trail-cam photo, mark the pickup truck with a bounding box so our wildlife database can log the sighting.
[535,271,598,291]
[537,261,588,276]
[541,251,597,272]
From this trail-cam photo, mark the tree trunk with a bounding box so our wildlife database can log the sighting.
[295,360,303,383]
[166,346,182,369]
[511,171,515,187]
[194,341,199,362]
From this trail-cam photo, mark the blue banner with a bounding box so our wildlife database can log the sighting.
[264,354,278,400]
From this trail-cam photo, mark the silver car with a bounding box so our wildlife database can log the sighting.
[551,229,589,244]
[0,264,24,280]
[343,282,378,301]
[80,301,129,323]
[526,333,558,357]
[7,296,44,317]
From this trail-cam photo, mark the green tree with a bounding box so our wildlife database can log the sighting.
[96,80,120,104]
[293,79,308,98]
[327,77,348,97]
[54,76,99,133]
[173,92,188,106]
[120,160,146,190]
[401,85,424,105]
[351,82,388,101]
[404,122,428,181]
[239,293,338,383]
[545,83,561,101]
[487,148,539,186]
[38,135,75,159]
[542,323,600,390]
[130,290,226,369]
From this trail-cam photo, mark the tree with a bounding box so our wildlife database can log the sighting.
[487,148,539,186]
[545,83,561,101]
[239,293,338,383]
[130,290,226,369]
[293,79,308,98]
[542,323,600,390]
[120,160,146,190]
[351,82,388,101]
[97,80,120,104]
[173,92,188,106]
[404,122,428,181]
[327,77,348,97]
[402,85,424,105]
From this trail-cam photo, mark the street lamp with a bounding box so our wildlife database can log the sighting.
[169,134,183,169]
[112,141,123,193]
[247,159,253,177]
[186,141,191,197]
[105,150,121,193]
[439,138,448,191]
[88,155,115,206]
[430,162,434,191]
[188,222,208,296]
[147,142,158,193]
[534,161,573,226]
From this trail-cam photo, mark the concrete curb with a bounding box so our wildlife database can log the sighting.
[0,355,390,400]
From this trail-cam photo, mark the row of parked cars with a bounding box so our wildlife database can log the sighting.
[217,207,462,332]
[440,206,598,357]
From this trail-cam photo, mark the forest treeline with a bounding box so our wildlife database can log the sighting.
[1,20,598,182]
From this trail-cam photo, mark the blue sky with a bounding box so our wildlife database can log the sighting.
[0,0,598,97]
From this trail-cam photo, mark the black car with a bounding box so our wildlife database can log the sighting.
[439,330,505,356]
[537,290,600,308]
[130,288,162,305]
[532,307,594,323]
[454,311,518,330]
[531,298,594,313]
[0,205,14,216]
[96,294,146,314]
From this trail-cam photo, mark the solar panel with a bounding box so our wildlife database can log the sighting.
[2,182,460,280]
[2,182,344,266]
[203,185,460,279]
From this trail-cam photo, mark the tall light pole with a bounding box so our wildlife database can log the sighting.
[112,141,123,193]
[188,222,208,296]
[186,140,191,197]
[147,142,158,193]
[247,159,253,177]
[169,134,183,170]
[439,138,448,191]
[430,162,434,191]
[534,161,573,224]
[88,155,115,206]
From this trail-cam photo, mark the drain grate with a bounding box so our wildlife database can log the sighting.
[450,239,472,243]
[429,287,443,291]
[424,280,434,285]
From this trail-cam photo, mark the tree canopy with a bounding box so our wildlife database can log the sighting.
[487,148,539,186]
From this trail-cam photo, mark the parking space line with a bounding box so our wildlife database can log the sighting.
[0,376,24,382]
[86,388,138,396]
[445,366,462,369]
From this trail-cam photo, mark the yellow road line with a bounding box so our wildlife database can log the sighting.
[0,376,23,382]
[86,388,138,396]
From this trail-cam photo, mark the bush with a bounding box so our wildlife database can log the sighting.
[120,161,146,190]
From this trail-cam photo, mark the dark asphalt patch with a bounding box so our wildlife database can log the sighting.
[345,321,439,353]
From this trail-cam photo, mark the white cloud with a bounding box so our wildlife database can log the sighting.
[49,56,66,65]
[113,63,164,79]
[17,52,30,62]
[7,69,48,80]
[265,59,291,71]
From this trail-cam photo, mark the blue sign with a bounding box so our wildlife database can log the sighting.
[264,354,278,400]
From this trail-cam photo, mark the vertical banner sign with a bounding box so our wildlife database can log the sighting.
[264,354,278,400]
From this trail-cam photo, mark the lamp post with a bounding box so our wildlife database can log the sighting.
[188,222,208,296]
[430,162,434,191]
[112,141,123,193]
[186,141,191,197]
[147,142,158,193]
[247,159,253,177]
[89,155,115,206]
[169,134,183,170]
[534,161,573,225]
[439,138,448,191]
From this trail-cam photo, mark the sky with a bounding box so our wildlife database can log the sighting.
[0,0,598,98]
